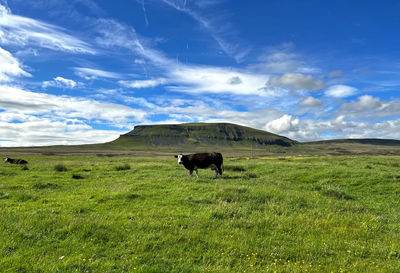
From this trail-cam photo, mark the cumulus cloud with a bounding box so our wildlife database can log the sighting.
[42,76,78,89]
[265,114,299,134]
[299,96,323,106]
[0,4,94,54]
[119,78,167,88]
[325,85,358,98]
[337,95,400,120]
[261,112,400,142]
[267,73,325,91]
[0,46,31,82]
[341,95,382,111]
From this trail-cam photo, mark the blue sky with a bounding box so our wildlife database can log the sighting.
[1,0,400,146]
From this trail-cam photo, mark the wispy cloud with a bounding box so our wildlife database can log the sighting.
[249,43,320,74]
[0,46,31,82]
[93,18,172,66]
[74,67,123,80]
[161,0,250,63]
[0,3,94,54]
[119,78,167,88]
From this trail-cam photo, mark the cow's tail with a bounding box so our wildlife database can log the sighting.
[219,153,224,173]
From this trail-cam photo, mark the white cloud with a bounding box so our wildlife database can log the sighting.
[261,112,400,142]
[0,119,123,147]
[74,67,122,80]
[341,95,382,111]
[0,46,31,82]
[0,4,94,54]
[0,85,147,122]
[42,76,78,89]
[0,84,148,146]
[299,96,322,106]
[167,65,267,95]
[265,114,299,134]
[337,95,400,120]
[119,78,167,88]
[267,73,325,91]
[325,84,357,98]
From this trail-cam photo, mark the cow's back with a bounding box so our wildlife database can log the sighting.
[188,153,222,168]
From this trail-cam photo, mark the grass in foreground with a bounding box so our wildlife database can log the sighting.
[0,155,400,272]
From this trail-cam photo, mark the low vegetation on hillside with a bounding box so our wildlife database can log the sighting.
[1,155,399,272]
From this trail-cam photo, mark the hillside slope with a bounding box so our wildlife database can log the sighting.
[114,122,297,148]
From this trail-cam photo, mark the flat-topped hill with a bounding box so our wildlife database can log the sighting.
[117,122,297,147]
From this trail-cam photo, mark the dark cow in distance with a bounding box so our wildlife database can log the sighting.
[174,152,223,178]
[4,157,28,164]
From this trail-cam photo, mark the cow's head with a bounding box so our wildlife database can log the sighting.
[174,154,183,165]
[4,157,9,163]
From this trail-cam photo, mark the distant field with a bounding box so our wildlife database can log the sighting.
[1,155,400,272]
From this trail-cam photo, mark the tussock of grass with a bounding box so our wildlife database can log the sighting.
[0,192,10,199]
[224,165,246,172]
[125,193,140,200]
[72,173,85,179]
[242,172,259,179]
[14,193,37,202]
[115,163,131,171]
[32,182,59,190]
[54,163,68,172]
[321,185,354,200]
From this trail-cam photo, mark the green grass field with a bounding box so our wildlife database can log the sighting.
[1,155,400,272]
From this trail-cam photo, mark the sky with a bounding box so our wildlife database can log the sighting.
[1,0,400,146]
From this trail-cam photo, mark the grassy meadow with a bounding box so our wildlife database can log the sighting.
[0,155,400,272]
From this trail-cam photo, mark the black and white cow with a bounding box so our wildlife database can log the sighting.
[4,157,28,164]
[174,152,223,178]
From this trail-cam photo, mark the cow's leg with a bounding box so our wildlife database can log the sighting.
[218,164,223,178]
[195,169,199,178]
[209,164,218,179]
[189,169,193,176]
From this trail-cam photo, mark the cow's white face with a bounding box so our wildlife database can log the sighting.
[4,157,8,163]
[176,154,183,165]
